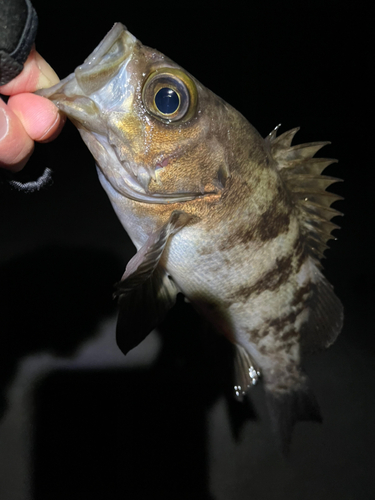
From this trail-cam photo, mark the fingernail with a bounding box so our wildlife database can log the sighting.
[39,112,59,141]
[0,108,9,142]
[35,52,60,89]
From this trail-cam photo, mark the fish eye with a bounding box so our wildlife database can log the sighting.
[154,87,180,115]
[142,68,198,123]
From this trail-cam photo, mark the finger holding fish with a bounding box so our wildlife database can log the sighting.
[0,49,64,171]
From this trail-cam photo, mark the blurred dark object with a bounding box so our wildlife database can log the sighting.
[0,0,38,85]
[0,244,121,418]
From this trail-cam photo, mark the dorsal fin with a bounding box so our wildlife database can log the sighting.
[266,126,343,266]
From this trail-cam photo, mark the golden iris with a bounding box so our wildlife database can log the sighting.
[142,68,198,123]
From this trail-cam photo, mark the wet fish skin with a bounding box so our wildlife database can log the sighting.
[37,23,343,450]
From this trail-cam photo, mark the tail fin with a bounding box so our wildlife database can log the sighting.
[265,380,322,455]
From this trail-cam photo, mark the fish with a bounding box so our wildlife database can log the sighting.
[37,23,343,450]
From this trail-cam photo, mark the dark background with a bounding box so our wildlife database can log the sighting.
[0,1,373,499]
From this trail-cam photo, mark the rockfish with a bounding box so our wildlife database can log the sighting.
[38,23,343,449]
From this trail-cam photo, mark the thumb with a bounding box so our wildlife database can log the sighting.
[0,47,59,96]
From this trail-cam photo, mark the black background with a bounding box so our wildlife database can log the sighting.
[0,1,374,499]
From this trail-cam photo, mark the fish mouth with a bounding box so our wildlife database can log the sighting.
[110,138,216,204]
[89,131,212,205]
[117,164,214,204]
[36,23,136,99]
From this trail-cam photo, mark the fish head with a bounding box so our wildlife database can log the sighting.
[38,23,244,205]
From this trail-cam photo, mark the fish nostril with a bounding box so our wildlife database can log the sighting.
[155,157,171,171]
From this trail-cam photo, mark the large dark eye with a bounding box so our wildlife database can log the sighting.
[142,68,198,123]
[155,87,180,115]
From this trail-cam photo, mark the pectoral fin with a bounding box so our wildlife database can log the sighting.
[115,267,179,355]
[114,210,192,355]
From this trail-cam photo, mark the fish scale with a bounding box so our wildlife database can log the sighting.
[37,22,343,452]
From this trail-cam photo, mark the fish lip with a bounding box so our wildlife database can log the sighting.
[74,24,136,95]
[35,23,135,100]
[117,157,221,203]
[101,166,213,205]
[114,161,215,204]
[79,23,127,68]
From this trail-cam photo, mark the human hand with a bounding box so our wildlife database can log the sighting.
[0,47,65,172]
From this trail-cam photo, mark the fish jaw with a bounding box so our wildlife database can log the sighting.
[35,23,156,202]
[36,23,136,115]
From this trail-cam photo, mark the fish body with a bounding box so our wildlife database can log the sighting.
[38,24,343,448]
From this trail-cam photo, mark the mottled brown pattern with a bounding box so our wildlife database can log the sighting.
[228,254,293,303]
[244,301,302,359]
[291,283,311,308]
[256,183,292,241]
[258,345,268,356]
[281,329,299,342]
[216,223,259,252]
[217,205,291,252]
[211,173,294,251]
[256,208,290,241]
[268,311,298,332]
[248,313,300,346]
[245,327,265,342]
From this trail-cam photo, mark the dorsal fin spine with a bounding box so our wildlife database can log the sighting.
[281,158,337,176]
[268,126,342,265]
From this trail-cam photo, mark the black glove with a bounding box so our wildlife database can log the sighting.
[0,0,38,86]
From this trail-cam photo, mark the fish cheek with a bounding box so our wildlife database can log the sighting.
[150,135,229,195]
[107,113,148,160]
[152,150,203,193]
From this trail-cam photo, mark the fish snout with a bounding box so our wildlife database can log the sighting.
[35,23,136,126]
[74,23,136,95]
